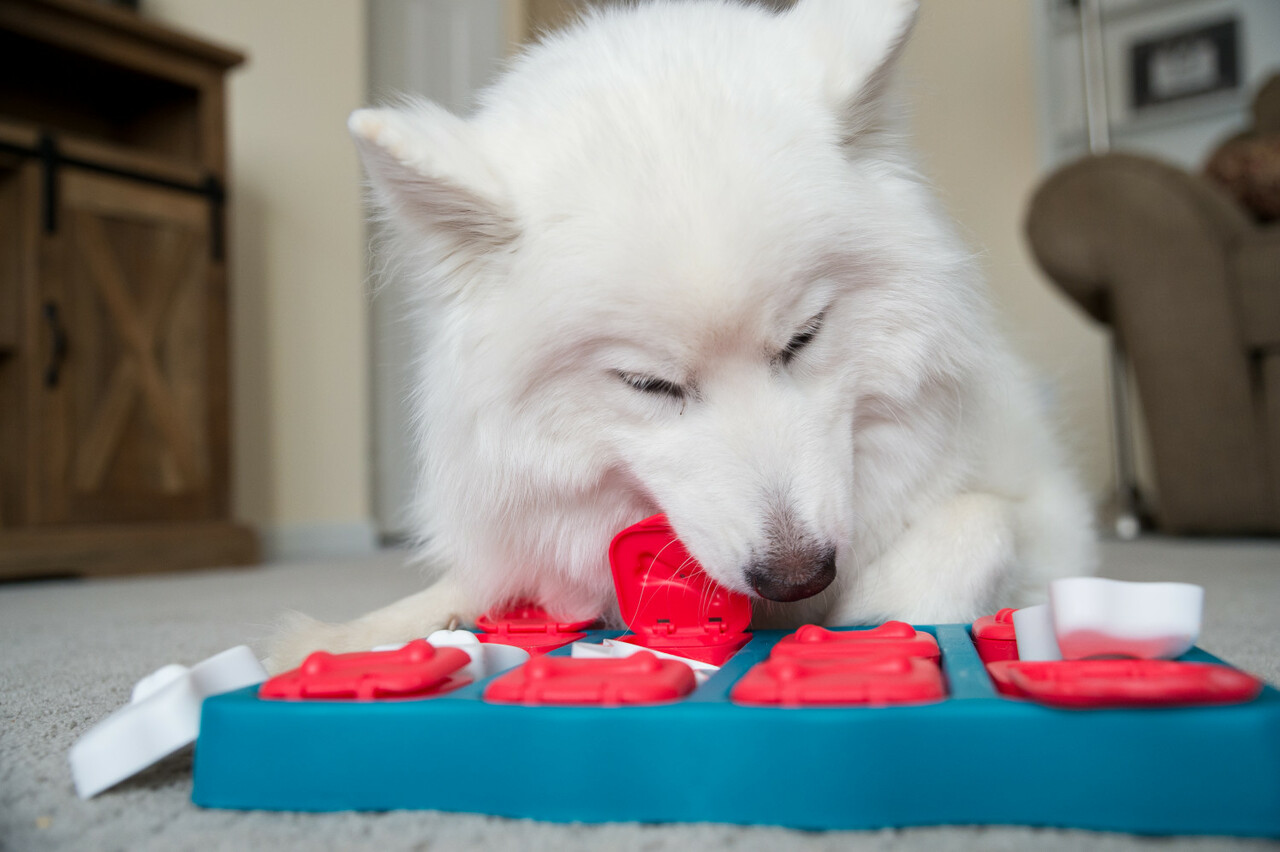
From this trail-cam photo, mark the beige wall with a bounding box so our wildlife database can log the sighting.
[140,0,1111,560]
[146,1,374,554]
[901,1,1113,501]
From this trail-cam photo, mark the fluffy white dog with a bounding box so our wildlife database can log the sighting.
[267,0,1095,671]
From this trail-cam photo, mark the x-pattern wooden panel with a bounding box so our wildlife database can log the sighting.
[0,0,257,578]
[71,212,207,493]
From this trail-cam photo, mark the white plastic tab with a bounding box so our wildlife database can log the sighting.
[1012,604,1062,662]
[1049,576,1204,660]
[373,630,529,679]
[571,637,719,682]
[426,628,529,679]
[69,645,267,799]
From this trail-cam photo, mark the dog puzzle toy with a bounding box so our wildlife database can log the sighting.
[189,516,1280,836]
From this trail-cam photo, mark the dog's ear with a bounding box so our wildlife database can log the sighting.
[349,103,517,255]
[790,0,919,144]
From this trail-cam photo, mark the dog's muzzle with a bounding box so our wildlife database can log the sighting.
[745,546,837,603]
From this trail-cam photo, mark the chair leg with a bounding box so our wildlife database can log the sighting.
[1108,336,1144,539]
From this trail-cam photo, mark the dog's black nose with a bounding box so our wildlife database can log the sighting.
[746,546,837,602]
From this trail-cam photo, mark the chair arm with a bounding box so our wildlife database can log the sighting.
[1235,227,1280,349]
[1025,152,1254,325]
[1024,153,1273,533]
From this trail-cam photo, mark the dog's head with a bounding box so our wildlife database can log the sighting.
[353,0,979,606]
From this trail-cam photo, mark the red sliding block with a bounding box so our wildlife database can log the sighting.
[731,656,946,707]
[771,622,940,664]
[484,651,697,706]
[986,659,1263,708]
[260,640,471,701]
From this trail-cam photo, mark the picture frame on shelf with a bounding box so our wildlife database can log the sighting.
[1130,18,1241,112]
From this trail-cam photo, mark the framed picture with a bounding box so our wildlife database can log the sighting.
[1129,18,1240,111]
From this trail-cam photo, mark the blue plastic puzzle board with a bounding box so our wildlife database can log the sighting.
[192,626,1280,836]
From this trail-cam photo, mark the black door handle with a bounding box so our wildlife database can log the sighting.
[44,301,68,388]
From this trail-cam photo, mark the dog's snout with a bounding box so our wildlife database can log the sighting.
[746,545,837,603]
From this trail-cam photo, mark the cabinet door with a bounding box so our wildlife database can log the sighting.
[0,158,40,528]
[35,168,225,524]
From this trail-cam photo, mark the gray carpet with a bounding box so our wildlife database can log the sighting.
[2,538,1278,852]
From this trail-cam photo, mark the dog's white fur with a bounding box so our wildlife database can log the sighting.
[267,0,1096,671]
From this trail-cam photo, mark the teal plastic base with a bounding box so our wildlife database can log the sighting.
[192,626,1280,835]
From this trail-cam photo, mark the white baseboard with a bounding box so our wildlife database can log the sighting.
[261,520,380,563]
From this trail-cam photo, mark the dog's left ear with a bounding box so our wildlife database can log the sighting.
[348,103,518,262]
[789,0,919,143]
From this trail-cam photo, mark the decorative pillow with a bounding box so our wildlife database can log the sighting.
[1205,134,1280,222]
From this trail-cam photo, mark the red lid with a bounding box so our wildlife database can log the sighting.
[475,631,584,656]
[971,635,1019,664]
[483,651,697,706]
[986,660,1264,708]
[608,514,752,646]
[971,608,1018,642]
[613,632,751,667]
[259,640,471,701]
[731,656,946,707]
[772,622,940,664]
[475,601,596,635]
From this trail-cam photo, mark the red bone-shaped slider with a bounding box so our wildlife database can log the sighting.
[260,640,471,700]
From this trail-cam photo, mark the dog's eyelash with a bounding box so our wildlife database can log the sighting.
[617,372,687,400]
[780,311,826,365]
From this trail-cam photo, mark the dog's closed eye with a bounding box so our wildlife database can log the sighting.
[616,371,687,401]
[779,310,827,365]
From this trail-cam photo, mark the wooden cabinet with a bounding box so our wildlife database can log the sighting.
[0,0,256,577]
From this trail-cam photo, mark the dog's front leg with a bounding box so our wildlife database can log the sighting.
[264,573,476,673]
[826,493,1018,626]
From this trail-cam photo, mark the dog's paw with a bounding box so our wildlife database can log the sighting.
[263,611,359,674]
[262,600,469,674]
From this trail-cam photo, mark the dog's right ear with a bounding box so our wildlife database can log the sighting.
[349,104,518,255]
[790,0,919,144]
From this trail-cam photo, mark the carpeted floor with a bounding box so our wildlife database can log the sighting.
[2,537,1278,852]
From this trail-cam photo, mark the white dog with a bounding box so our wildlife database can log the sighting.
[267,0,1095,671]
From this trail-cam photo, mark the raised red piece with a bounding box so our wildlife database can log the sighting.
[474,602,595,655]
[259,640,471,701]
[971,608,1019,663]
[986,659,1264,708]
[609,514,752,666]
[731,655,946,707]
[483,651,697,706]
[984,658,1024,697]
[771,622,940,664]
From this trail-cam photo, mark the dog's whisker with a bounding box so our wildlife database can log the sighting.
[632,536,682,633]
